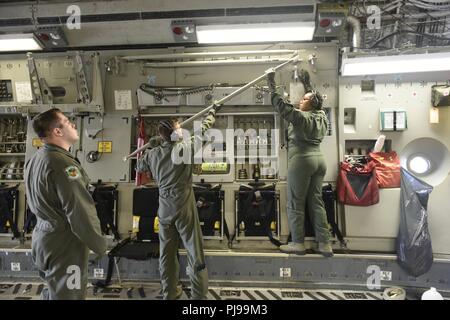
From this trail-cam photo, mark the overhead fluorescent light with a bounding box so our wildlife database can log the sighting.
[0,33,43,52]
[341,51,450,76]
[196,21,315,44]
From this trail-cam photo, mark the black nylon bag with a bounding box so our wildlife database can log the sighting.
[132,187,159,241]
[194,189,223,236]
[133,187,159,218]
[92,184,120,239]
[238,184,276,236]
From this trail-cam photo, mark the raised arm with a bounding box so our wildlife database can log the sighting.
[267,71,308,125]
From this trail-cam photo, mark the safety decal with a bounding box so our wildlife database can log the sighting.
[65,165,81,180]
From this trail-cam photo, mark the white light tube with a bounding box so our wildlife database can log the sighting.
[0,34,43,52]
[341,51,450,76]
[196,22,315,44]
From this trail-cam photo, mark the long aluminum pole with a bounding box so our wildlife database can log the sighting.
[123,54,299,161]
[121,50,297,61]
[143,58,294,68]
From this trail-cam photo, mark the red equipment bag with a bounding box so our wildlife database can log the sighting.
[369,151,401,188]
[337,161,379,206]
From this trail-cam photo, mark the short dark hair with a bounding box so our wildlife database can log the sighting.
[32,108,63,138]
[158,118,179,141]
[308,90,323,110]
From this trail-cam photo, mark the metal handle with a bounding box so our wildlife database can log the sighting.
[123,54,299,162]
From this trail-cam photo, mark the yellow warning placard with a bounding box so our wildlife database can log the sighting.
[97,141,112,153]
[132,216,140,233]
[32,138,44,148]
[201,162,228,173]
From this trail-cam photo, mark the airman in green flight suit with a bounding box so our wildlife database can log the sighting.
[25,108,107,299]
[137,107,218,299]
[267,69,333,257]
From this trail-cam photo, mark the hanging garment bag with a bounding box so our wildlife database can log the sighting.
[397,168,434,277]
[337,161,379,206]
[369,151,401,188]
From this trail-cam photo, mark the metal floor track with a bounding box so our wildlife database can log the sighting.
[0,282,389,300]
[2,250,450,299]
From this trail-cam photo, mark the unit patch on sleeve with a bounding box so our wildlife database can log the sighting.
[65,165,81,180]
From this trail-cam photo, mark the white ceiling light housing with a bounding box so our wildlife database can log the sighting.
[0,33,43,52]
[341,51,450,76]
[196,21,315,44]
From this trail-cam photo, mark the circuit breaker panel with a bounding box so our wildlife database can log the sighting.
[0,116,26,182]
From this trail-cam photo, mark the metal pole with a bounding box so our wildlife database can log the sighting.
[123,54,298,161]
[143,58,294,68]
[121,50,297,61]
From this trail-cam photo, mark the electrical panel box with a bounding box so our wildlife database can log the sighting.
[0,80,13,102]
[233,114,279,182]
[315,12,346,37]
[81,115,132,182]
[0,115,27,182]
[380,109,407,131]
[431,85,450,107]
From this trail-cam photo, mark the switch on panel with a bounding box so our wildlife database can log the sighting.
[0,80,13,102]
[380,109,407,131]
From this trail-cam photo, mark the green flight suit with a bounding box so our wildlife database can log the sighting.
[136,112,216,300]
[271,93,331,244]
[25,144,107,300]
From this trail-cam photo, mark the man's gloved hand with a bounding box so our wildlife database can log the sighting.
[208,108,216,117]
[265,68,276,93]
[208,103,221,116]
[299,69,313,92]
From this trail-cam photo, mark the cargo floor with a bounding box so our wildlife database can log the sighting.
[0,281,391,300]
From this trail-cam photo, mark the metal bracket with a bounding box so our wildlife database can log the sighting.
[39,78,53,104]
[26,56,53,104]
[26,53,43,104]
[74,52,91,104]
[90,52,104,109]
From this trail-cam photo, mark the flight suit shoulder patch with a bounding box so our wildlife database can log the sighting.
[65,165,81,180]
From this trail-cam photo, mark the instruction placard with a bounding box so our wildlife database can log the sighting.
[93,268,104,278]
[11,262,21,272]
[15,81,33,102]
[97,141,112,153]
[114,90,132,110]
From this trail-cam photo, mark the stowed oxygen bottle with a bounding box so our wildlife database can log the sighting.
[373,135,386,153]
[252,162,261,180]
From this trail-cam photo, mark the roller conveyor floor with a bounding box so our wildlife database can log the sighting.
[0,281,389,300]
